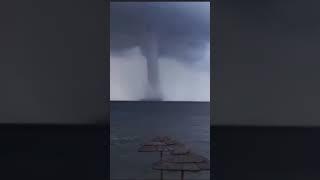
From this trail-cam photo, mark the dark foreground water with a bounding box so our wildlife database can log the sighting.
[110,101,210,180]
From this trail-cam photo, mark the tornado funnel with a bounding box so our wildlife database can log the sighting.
[140,27,162,101]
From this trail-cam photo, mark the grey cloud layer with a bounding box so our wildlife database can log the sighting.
[110,2,210,65]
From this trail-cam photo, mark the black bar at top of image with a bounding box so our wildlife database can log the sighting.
[110,0,211,2]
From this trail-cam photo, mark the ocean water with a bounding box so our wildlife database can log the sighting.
[110,101,210,180]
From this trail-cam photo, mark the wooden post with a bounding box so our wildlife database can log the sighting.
[160,151,163,180]
[181,170,184,180]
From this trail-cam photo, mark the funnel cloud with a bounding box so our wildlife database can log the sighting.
[140,26,162,100]
[110,2,210,101]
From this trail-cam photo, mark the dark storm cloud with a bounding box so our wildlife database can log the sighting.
[110,2,210,65]
[214,0,320,126]
[110,2,210,101]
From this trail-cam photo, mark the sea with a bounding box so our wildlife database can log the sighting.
[110,101,210,180]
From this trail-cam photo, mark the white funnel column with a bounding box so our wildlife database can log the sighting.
[141,30,162,100]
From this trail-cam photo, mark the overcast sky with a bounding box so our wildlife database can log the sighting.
[110,2,210,101]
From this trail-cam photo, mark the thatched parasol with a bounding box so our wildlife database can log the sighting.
[138,136,184,180]
[152,147,210,180]
[151,136,179,145]
[138,136,183,160]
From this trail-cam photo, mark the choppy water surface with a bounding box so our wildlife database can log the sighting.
[110,101,210,180]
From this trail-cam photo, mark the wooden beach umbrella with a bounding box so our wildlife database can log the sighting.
[151,136,179,145]
[138,136,184,180]
[138,136,183,160]
[165,147,209,164]
[138,142,173,159]
[152,147,210,180]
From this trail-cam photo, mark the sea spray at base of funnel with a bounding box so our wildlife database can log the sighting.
[143,82,162,101]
